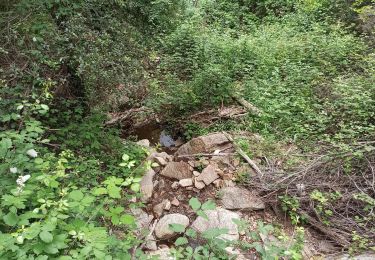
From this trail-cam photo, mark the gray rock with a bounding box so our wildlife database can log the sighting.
[148,246,175,259]
[136,139,150,147]
[171,181,179,189]
[179,178,193,187]
[193,171,201,177]
[153,199,169,218]
[160,161,192,180]
[155,156,168,166]
[194,180,205,189]
[220,187,265,210]
[176,133,231,155]
[196,164,220,185]
[130,208,153,230]
[191,208,241,241]
[144,234,157,251]
[160,130,175,147]
[140,169,156,202]
[325,253,375,260]
[154,214,190,240]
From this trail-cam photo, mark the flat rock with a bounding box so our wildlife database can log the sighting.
[154,214,189,240]
[194,180,205,189]
[196,164,220,185]
[160,161,192,180]
[153,199,169,218]
[140,169,156,202]
[176,133,232,155]
[144,234,157,251]
[325,253,375,260]
[179,178,193,187]
[136,139,150,147]
[191,208,241,241]
[155,156,167,166]
[130,208,153,230]
[220,187,265,210]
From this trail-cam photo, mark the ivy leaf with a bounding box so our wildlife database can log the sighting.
[174,237,188,246]
[189,197,201,211]
[169,223,186,233]
[39,230,53,243]
[201,200,216,211]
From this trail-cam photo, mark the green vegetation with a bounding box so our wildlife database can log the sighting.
[1,0,374,259]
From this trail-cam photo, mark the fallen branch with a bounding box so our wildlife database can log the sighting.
[223,132,263,178]
[233,95,262,115]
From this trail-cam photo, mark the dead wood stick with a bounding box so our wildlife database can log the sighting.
[223,132,263,178]
[233,96,262,115]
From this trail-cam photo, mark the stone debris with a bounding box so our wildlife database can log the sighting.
[136,139,150,147]
[191,208,241,241]
[171,197,180,207]
[171,181,179,189]
[155,156,167,166]
[153,199,169,218]
[179,178,193,187]
[160,161,192,180]
[140,169,156,202]
[148,246,175,259]
[196,164,220,185]
[154,214,189,240]
[194,179,205,189]
[220,187,265,210]
[176,133,232,156]
[193,171,200,177]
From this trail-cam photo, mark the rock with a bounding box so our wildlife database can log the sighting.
[179,178,193,187]
[191,208,241,241]
[136,139,150,147]
[155,156,167,166]
[149,151,173,162]
[154,214,190,240]
[223,180,236,187]
[171,198,180,206]
[153,199,169,218]
[196,164,220,185]
[160,161,192,180]
[148,246,175,259]
[220,187,265,210]
[325,252,375,260]
[176,133,232,156]
[193,171,200,177]
[171,182,179,189]
[160,130,175,147]
[130,208,153,230]
[213,179,223,188]
[194,180,205,189]
[164,200,171,211]
[144,235,157,251]
[140,169,156,202]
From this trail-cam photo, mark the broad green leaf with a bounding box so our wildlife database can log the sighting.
[122,154,130,161]
[174,237,188,246]
[3,212,18,226]
[197,210,208,220]
[169,223,186,233]
[39,230,53,243]
[92,187,107,195]
[189,197,201,211]
[130,183,140,192]
[201,200,216,210]
[120,214,135,225]
[185,228,197,238]
[202,228,229,240]
[107,185,121,199]
[69,190,84,201]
